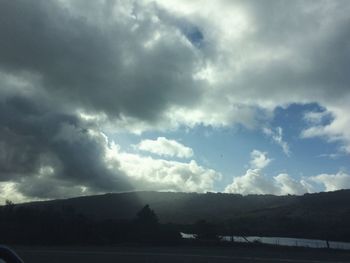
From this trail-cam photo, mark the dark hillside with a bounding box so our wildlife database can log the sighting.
[7,189,350,241]
[15,191,299,223]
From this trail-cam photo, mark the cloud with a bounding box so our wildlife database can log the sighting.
[150,0,350,150]
[301,106,350,153]
[1,0,349,132]
[250,150,272,169]
[310,171,350,192]
[135,137,193,158]
[224,169,311,196]
[0,91,220,201]
[1,0,350,137]
[0,0,204,126]
[225,169,278,195]
[225,150,275,194]
[273,173,310,195]
[1,0,350,201]
[0,0,217,200]
[263,127,290,156]
[317,153,342,160]
[0,182,30,204]
[108,146,220,192]
[303,110,332,125]
[0,91,133,199]
[225,150,349,195]
[225,150,311,195]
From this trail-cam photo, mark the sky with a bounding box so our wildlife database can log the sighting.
[1,0,350,203]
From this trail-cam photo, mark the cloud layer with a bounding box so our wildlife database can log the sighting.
[1,0,350,201]
[1,0,349,131]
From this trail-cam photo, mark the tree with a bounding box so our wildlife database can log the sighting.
[5,200,14,206]
[135,204,159,227]
[132,204,160,242]
[4,199,15,214]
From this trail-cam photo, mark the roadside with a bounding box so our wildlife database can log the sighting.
[13,244,350,263]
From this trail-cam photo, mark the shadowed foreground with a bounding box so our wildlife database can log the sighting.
[15,246,350,263]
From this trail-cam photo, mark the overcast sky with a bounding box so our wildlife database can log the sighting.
[1,0,350,203]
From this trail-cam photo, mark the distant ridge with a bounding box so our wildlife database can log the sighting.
[12,189,349,220]
[7,190,350,241]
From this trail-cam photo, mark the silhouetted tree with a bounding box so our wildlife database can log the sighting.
[5,200,14,206]
[4,199,15,212]
[135,204,159,227]
[131,204,160,243]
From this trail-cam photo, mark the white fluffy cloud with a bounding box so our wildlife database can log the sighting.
[302,106,350,153]
[225,169,311,196]
[250,150,272,169]
[225,150,313,195]
[225,169,278,195]
[106,141,220,193]
[310,171,350,191]
[135,137,193,158]
[225,149,350,195]
[274,173,310,195]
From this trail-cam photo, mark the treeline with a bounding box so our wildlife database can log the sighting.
[0,202,182,246]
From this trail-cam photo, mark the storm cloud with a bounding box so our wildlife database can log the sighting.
[0,0,204,122]
[0,92,131,198]
[1,0,350,200]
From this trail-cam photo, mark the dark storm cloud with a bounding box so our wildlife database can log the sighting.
[0,0,207,199]
[234,0,350,103]
[0,0,203,122]
[0,93,131,198]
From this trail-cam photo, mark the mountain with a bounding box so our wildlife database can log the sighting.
[11,190,350,241]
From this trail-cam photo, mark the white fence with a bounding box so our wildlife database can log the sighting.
[180,233,350,250]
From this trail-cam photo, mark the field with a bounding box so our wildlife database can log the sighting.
[14,245,350,263]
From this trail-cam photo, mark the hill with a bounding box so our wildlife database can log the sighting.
[10,190,350,241]
[16,191,297,223]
